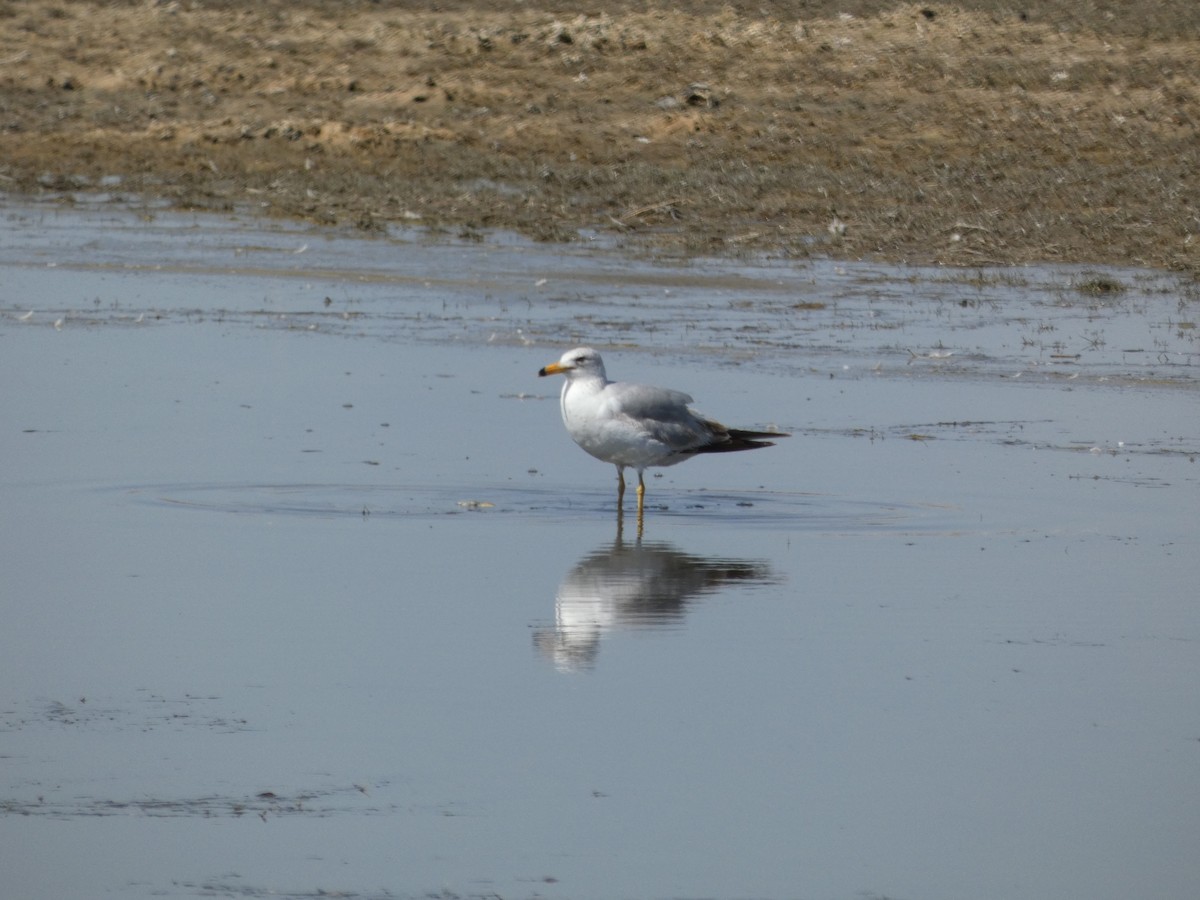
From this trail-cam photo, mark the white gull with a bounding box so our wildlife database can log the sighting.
[538,347,788,516]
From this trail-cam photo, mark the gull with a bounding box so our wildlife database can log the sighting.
[538,347,788,517]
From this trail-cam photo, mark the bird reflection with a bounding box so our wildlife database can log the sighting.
[533,536,776,672]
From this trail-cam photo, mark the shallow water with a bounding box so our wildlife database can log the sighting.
[1,202,1198,900]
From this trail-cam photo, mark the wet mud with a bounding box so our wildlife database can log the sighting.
[2,0,1199,272]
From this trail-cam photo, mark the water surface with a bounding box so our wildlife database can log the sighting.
[2,202,1198,900]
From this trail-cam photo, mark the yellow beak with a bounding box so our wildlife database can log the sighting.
[538,362,569,377]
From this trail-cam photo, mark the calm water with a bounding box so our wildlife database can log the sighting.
[1,202,1198,900]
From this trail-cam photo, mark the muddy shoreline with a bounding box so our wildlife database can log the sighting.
[2,0,1198,272]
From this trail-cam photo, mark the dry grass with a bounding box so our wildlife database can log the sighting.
[1,0,1197,271]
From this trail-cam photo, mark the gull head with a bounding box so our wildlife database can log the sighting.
[538,347,607,381]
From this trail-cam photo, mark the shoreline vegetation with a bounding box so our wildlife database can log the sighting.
[1,0,1197,272]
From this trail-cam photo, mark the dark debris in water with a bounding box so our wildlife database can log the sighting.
[0,694,253,735]
[168,882,522,900]
[799,421,1199,463]
[1,782,396,821]
[1073,273,1128,296]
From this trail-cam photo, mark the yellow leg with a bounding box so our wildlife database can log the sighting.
[616,467,626,507]
[635,473,646,537]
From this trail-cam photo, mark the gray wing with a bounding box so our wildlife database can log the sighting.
[608,381,694,419]
[606,382,716,451]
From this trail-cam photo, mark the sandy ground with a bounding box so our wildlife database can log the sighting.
[1,0,1198,271]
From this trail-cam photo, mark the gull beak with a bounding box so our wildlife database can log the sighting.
[539,361,569,377]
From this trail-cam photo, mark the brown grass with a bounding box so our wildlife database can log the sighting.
[1,0,1197,271]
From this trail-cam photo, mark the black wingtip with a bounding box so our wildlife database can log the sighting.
[690,434,786,455]
[727,428,791,441]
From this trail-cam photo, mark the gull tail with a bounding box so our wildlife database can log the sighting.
[691,424,791,454]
